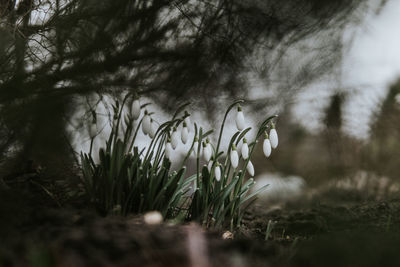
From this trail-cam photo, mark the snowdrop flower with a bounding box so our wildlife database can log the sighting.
[203,140,212,162]
[165,139,173,160]
[230,144,239,169]
[184,111,192,132]
[246,160,255,177]
[192,137,199,156]
[207,158,214,172]
[235,105,245,131]
[214,163,221,182]
[132,98,141,120]
[171,127,179,149]
[263,132,272,158]
[149,119,156,139]
[142,110,151,135]
[181,122,189,144]
[241,138,249,160]
[269,124,278,149]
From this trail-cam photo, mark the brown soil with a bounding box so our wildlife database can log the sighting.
[2,177,400,267]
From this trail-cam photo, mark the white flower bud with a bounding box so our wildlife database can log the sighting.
[171,127,179,149]
[208,159,213,172]
[203,141,212,162]
[193,138,199,156]
[263,133,272,158]
[241,138,249,160]
[149,119,156,139]
[184,111,192,132]
[132,99,141,120]
[246,160,255,177]
[181,122,189,144]
[230,144,239,169]
[269,127,278,149]
[215,164,221,181]
[142,111,151,135]
[235,105,245,131]
[165,140,173,159]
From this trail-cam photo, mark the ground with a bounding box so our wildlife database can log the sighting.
[1,176,400,267]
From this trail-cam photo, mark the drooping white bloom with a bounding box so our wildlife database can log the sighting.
[230,144,239,169]
[171,127,179,149]
[206,140,212,158]
[269,125,278,149]
[142,111,151,135]
[207,159,213,172]
[263,133,272,158]
[184,111,191,132]
[203,141,212,162]
[132,99,141,120]
[246,160,255,177]
[193,138,199,156]
[214,163,221,181]
[165,140,173,160]
[241,138,249,160]
[181,122,189,144]
[149,119,156,139]
[235,105,245,131]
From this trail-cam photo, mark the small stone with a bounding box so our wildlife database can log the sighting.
[222,231,234,240]
[143,211,163,225]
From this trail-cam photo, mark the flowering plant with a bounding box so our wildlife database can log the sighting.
[80,96,278,228]
[80,95,195,217]
[189,100,278,228]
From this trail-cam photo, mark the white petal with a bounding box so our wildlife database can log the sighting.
[171,130,179,149]
[132,99,141,120]
[263,139,272,157]
[149,121,156,139]
[230,150,239,168]
[184,116,191,132]
[142,115,150,135]
[181,126,189,144]
[241,143,249,160]
[214,166,221,181]
[246,161,255,177]
[208,160,213,172]
[235,110,245,131]
[193,141,199,156]
[270,129,278,149]
[203,145,212,162]
[165,142,173,159]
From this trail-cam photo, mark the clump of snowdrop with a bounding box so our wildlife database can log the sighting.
[82,96,279,229]
[81,95,194,218]
[235,105,245,131]
[269,123,278,149]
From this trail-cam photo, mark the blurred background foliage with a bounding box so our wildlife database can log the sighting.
[0,0,393,191]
